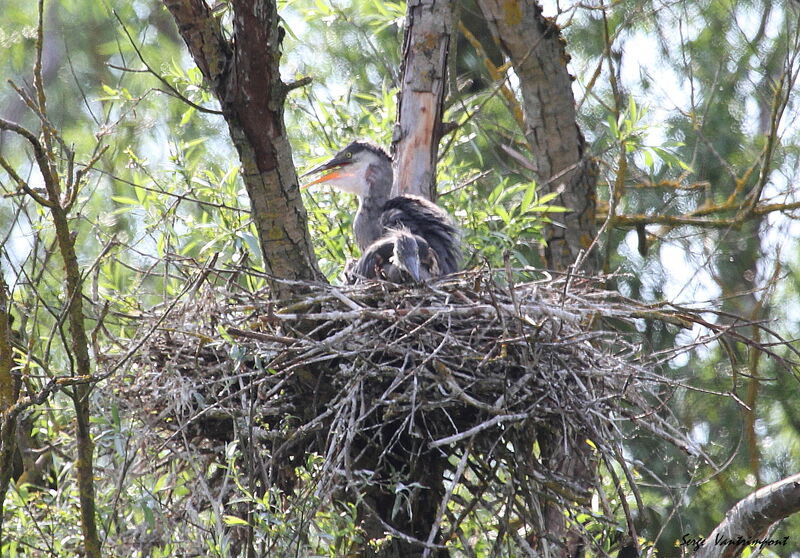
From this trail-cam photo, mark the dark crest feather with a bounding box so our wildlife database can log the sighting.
[340,141,390,162]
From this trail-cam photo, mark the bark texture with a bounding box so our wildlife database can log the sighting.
[163,0,321,296]
[392,0,455,201]
[477,0,597,273]
[0,273,12,412]
[0,267,15,541]
[692,473,800,558]
[57,211,102,558]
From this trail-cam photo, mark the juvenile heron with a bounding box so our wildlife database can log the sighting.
[302,141,459,282]
[351,227,440,283]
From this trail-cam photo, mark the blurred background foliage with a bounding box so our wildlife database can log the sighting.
[1,0,799,556]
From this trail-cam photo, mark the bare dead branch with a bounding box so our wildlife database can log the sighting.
[693,473,800,558]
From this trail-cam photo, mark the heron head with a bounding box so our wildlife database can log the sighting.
[389,230,432,283]
[301,141,390,198]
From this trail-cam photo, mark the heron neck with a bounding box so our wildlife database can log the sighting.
[353,161,392,250]
[354,192,389,250]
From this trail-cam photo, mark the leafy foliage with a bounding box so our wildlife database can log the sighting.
[1,0,799,556]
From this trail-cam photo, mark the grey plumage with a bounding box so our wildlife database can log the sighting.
[302,141,460,283]
[349,228,440,283]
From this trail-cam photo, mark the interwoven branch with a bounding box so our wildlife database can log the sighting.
[114,267,795,554]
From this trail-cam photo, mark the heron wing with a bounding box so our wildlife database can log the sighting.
[380,195,460,275]
[351,238,392,281]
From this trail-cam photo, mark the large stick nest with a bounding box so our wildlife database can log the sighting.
[114,267,769,553]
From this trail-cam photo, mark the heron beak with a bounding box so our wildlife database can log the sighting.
[300,154,352,189]
[300,160,337,178]
[400,253,422,283]
[300,169,346,189]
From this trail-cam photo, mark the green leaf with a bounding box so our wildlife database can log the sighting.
[153,473,170,493]
[179,106,196,127]
[494,205,510,223]
[643,149,654,169]
[111,403,120,428]
[487,182,505,205]
[520,182,537,214]
[142,503,155,527]
[537,191,560,204]
[223,515,250,527]
[528,204,568,213]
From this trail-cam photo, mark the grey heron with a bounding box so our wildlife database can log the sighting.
[302,141,459,282]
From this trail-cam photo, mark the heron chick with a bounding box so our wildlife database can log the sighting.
[302,141,460,283]
[349,228,440,283]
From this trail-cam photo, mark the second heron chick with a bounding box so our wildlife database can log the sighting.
[348,227,440,283]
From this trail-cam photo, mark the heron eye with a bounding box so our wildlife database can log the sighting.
[345,152,353,159]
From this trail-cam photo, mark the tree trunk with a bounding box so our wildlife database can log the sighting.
[0,271,13,416]
[477,0,597,273]
[392,0,455,201]
[0,266,16,542]
[53,204,102,558]
[163,0,321,297]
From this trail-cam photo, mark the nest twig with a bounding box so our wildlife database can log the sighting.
[112,267,796,555]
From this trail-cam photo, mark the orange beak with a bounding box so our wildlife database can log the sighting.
[301,169,346,190]
[300,151,355,190]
